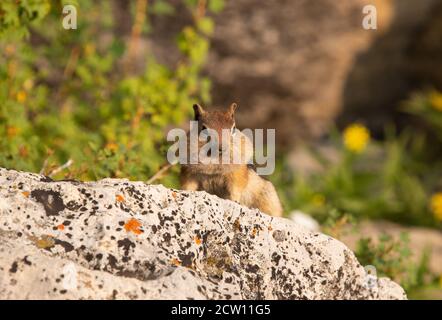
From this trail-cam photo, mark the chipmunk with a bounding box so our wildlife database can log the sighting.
[180,103,283,217]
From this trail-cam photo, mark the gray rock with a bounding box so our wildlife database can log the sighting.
[0,168,406,299]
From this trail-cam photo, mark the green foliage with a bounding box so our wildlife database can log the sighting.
[0,0,440,300]
[208,0,225,13]
[355,232,433,292]
[152,0,175,15]
[0,0,51,39]
[270,89,442,297]
[273,124,442,228]
[320,209,356,240]
[403,90,442,142]
[0,0,224,183]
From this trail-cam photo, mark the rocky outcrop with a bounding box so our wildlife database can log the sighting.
[0,168,406,299]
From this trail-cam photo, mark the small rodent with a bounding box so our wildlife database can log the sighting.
[180,103,283,217]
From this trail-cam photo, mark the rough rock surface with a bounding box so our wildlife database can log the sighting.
[0,168,406,300]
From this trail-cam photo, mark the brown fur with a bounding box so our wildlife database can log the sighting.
[180,103,283,217]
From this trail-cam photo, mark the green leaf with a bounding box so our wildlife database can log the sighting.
[197,17,214,35]
[208,0,225,13]
[152,0,175,15]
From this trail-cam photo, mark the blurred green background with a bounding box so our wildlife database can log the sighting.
[1,0,442,299]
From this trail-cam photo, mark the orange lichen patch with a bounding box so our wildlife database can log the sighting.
[251,227,257,237]
[116,194,125,203]
[124,218,143,235]
[171,258,181,266]
[57,224,65,231]
[194,235,202,245]
[171,191,177,200]
[37,237,55,249]
[82,280,94,289]
[268,225,273,231]
[22,191,30,197]
[233,218,241,232]
[30,235,55,250]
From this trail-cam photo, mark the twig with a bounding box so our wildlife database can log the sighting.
[196,0,207,20]
[146,162,176,184]
[39,149,54,175]
[48,159,74,177]
[39,157,49,175]
[63,46,80,79]
[125,0,148,72]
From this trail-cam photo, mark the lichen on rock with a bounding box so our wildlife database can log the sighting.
[0,168,406,300]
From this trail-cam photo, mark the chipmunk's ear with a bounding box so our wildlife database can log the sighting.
[228,103,238,117]
[193,104,205,120]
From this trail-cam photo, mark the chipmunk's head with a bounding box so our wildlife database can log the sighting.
[193,103,239,153]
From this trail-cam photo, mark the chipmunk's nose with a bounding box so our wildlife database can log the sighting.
[217,129,232,155]
[218,141,228,154]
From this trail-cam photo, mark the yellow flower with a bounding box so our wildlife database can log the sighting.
[84,43,96,56]
[24,79,34,91]
[429,91,442,112]
[105,142,118,152]
[343,124,370,153]
[16,90,27,103]
[430,193,442,221]
[7,61,17,77]
[311,194,326,207]
[5,44,15,56]
[6,126,19,138]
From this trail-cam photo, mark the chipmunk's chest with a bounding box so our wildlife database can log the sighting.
[199,174,229,199]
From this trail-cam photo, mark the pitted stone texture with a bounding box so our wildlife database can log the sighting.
[0,168,406,300]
